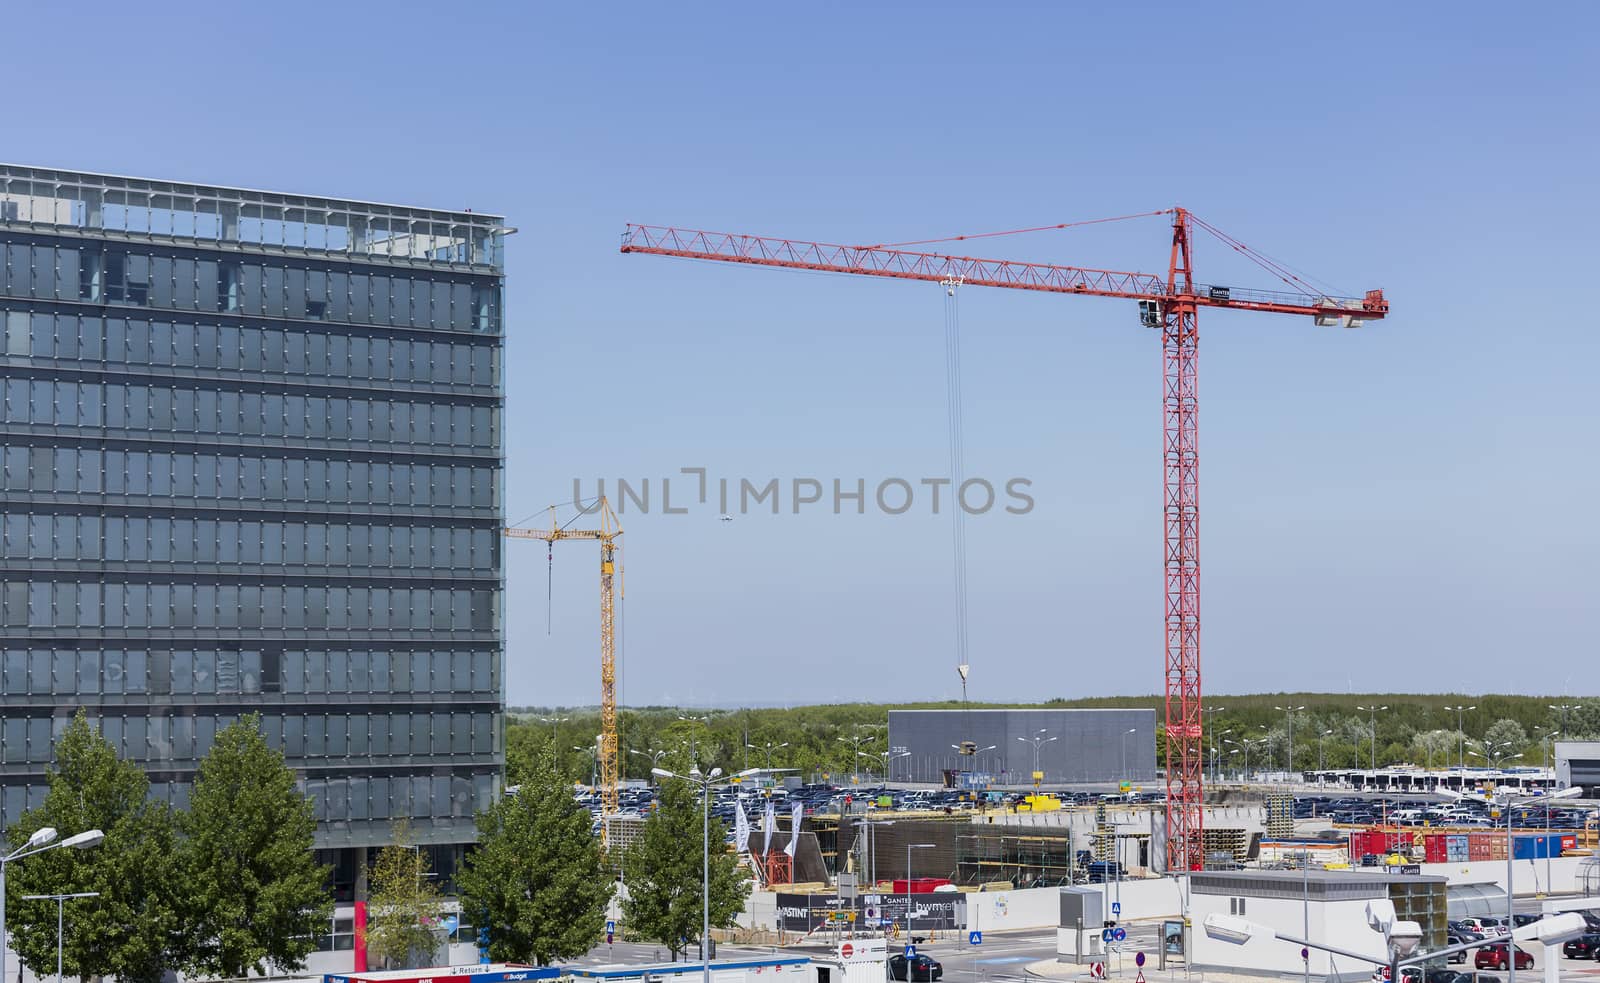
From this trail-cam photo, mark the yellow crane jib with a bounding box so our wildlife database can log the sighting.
[503,496,624,841]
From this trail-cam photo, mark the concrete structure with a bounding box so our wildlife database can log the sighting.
[0,163,507,893]
[1187,869,1447,982]
[887,708,1157,784]
[1554,740,1600,792]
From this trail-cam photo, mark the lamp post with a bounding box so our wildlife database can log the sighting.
[20,891,98,983]
[840,732,877,785]
[1,828,105,983]
[863,749,910,785]
[1318,729,1334,776]
[1443,704,1475,789]
[1016,730,1058,790]
[574,738,601,788]
[630,747,671,784]
[538,715,568,768]
[654,765,761,983]
[905,843,935,940]
[747,741,789,772]
[1121,728,1137,781]
[678,714,711,768]
[1226,737,1267,784]
[1211,728,1232,783]
[1356,705,1387,786]
[1274,705,1307,779]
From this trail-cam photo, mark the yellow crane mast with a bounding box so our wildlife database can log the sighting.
[503,496,623,838]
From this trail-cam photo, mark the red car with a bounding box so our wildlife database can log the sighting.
[1475,943,1534,971]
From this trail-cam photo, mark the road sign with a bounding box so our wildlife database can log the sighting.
[969,931,982,945]
[904,945,917,958]
[1112,902,1121,917]
[841,943,854,959]
[1135,952,1145,968]
[606,920,615,934]
[1301,947,1309,961]
[1102,928,1115,943]
[1113,928,1127,942]
[1090,962,1106,979]
[606,933,614,944]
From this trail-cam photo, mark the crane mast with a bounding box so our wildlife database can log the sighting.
[620,209,1386,870]
[504,496,624,839]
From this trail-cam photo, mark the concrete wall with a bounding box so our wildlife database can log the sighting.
[1418,854,1597,895]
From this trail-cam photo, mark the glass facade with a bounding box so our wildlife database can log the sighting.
[0,164,505,855]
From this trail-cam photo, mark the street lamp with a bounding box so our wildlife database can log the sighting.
[1121,728,1137,781]
[678,714,711,767]
[1443,704,1475,787]
[1356,705,1387,784]
[906,843,935,939]
[1318,729,1335,779]
[574,738,601,788]
[862,749,909,784]
[654,765,761,983]
[20,891,98,983]
[1274,705,1306,778]
[1211,728,1233,783]
[630,747,673,784]
[746,741,789,772]
[1,828,105,983]
[1226,736,1268,784]
[1016,730,1058,789]
[537,715,568,768]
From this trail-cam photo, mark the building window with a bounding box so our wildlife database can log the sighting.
[218,262,240,312]
[305,300,326,320]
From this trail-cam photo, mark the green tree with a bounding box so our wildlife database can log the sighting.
[365,821,447,969]
[458,765,610,965]
[3,712,188,983]
[181,713,331,978]
[621,780,747,960]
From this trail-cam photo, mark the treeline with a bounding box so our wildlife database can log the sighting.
[509,693,1600,784]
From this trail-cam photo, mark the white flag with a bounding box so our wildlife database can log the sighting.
[762,799,776,856]
[785,802,803,857]
[734,799,751,855]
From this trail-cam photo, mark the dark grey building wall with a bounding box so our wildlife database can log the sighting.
[887,708,1157,784]
[0,164,506,850]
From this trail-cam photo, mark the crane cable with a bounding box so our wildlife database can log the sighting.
[942,277,971,704]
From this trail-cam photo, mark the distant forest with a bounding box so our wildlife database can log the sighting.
[505,693,1600,787]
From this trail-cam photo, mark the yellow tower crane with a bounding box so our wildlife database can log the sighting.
[503,496,623,839]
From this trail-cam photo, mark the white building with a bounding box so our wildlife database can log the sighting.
[1188,869,1447,982]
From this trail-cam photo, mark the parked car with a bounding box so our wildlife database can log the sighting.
[1425,971,1473,983]
[888,954,943,981]
[1562,933,1600,959]
[1475,943,1534,971]
[1443,936,1469,963]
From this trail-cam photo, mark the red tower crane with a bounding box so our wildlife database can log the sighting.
[619,208,1388,870]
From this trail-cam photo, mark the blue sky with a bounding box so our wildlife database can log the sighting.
[10,2,1596,706]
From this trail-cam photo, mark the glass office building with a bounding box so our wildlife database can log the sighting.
[0,164,505,888]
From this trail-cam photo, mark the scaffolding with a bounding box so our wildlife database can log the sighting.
[956,827,1079,887]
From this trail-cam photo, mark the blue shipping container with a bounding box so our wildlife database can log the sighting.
[1511,834,1556,860]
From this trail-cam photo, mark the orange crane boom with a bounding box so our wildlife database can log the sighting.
[504,496,623,840]
[620,209,1387,870]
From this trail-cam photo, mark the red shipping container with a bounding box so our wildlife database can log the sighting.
[1424,834,1448,863]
